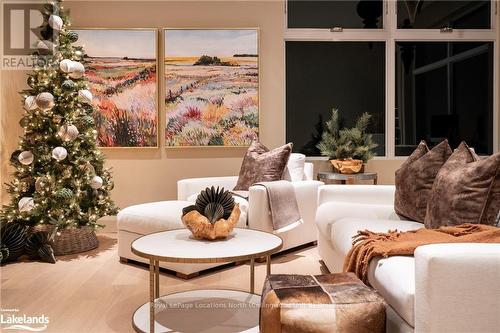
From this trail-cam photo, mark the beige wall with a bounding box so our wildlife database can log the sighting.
[0,1,497,208]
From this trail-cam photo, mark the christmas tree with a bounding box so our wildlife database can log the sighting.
[0,1,117,236]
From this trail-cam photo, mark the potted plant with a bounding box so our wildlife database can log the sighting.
[317,109,377,174]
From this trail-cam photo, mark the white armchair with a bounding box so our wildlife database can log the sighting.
[316,185,500,333]
[178,162,323,252]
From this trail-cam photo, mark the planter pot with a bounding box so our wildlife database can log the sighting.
[330,158,364,174]
[182,204,241,240]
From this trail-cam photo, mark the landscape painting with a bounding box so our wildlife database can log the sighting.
[164,29,259,147]
[74,29,158,148]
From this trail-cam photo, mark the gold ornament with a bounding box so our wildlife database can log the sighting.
[35,177,49,192]
[52,115,63,124]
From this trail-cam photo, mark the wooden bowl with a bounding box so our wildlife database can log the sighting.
[330,158,364,174]
[181,204,241,240]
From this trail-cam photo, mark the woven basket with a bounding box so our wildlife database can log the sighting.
[32,225,98,256]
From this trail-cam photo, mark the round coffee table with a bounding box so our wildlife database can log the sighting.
[131,228,283,333]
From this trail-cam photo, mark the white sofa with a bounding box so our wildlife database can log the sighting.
[177,162,323,252]
[316,185,500,333]
[118,161,323,277]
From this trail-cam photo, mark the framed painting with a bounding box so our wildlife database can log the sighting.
[164,28,259,147]
[73,28,158,148]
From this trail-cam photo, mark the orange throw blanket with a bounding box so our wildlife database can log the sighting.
[343,224,500,284]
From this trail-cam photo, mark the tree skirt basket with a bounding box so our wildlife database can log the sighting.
[32,225,98,256]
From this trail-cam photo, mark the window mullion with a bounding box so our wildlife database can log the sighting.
[386,0,397,157]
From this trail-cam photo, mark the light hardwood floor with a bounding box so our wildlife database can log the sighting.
[1,232,326,333]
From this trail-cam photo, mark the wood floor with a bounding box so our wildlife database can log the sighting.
[0,232,326,333]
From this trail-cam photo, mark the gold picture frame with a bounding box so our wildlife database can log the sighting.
[72,27,160,149]
[160,27,261,149]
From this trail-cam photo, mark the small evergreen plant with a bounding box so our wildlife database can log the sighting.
[317,109,377,163]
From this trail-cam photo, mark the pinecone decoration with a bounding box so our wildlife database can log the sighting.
[67,30,79,42]
[55,188,73,200]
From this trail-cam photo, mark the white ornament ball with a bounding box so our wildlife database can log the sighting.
[48,15,63,30]
[24,95,38,111]
[69,62,85,79]
[18,197,34,212]
[58,124,79,141]
[18,151,34,165]
[59,59,73,73]
[78,89,93,104]
[51,146,68,161]
[36,92,55,111]
[90,176,103,189]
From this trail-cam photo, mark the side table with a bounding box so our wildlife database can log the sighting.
[317,171,378,185]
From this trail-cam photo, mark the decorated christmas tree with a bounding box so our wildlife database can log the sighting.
[0,0,117,262]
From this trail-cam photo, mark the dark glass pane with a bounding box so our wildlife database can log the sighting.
[288,0,383,29]
[286,42,385,156]
[395,42,493,156]
[397,1,490,29]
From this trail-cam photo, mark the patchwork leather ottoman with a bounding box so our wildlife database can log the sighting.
[260,273,385,333]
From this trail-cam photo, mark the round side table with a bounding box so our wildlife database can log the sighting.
[317,171,378,185]
[131,228,283,333]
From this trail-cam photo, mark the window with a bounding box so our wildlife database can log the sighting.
[285,0,497,157]
[286,42,385,156]
[397,0,491,29]
[288,0,384,29]
[396,42,493,155]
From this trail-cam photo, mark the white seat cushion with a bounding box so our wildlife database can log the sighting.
[368,256,416,327]
[331,218,422,327]
[117,201,191,235]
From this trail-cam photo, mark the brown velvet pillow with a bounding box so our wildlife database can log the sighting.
[234,142,292,191]
[425,142,500,229]
[394,140,452,223]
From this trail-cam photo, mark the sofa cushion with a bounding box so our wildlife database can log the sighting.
[330,218,422,327]
[117,201,191,235]
[368,256,416,327]
[283,153,306,182]
[395,140,452,223]
[234,142,292,190]
[425,142,500,228]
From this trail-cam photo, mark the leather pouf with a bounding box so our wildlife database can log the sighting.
[260,273,386,333]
